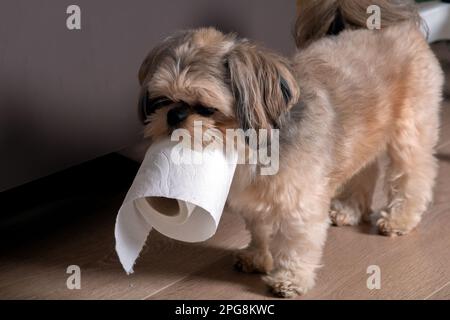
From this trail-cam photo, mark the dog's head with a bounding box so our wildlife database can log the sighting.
[138,28,299,141]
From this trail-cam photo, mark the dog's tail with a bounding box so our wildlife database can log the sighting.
[294,0,423,49]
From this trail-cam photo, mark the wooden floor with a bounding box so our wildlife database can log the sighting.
[1,46,450,300]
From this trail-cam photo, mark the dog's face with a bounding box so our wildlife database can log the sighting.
[138,28,299,141]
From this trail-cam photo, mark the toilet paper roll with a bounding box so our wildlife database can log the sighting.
[115,139,237,274]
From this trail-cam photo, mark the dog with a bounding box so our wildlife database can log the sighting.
[137,0,443,297]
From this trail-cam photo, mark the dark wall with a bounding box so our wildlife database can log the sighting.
[0,0,297,191]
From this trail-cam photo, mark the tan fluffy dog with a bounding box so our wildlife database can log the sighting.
[138,0,443,297]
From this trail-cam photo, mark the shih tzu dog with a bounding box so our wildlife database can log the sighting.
[137,0,443,297]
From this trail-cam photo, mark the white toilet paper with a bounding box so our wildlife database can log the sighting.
[115,139,237,274]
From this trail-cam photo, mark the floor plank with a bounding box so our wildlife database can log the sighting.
[426,282,450,300]
[0,200,248,299]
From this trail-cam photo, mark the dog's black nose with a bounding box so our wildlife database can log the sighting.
[167,105,189,127]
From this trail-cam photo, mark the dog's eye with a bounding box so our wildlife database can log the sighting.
[141,94,173,121]
[148,96,172,110]
[194,105,216,116]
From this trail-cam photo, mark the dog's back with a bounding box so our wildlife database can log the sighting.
[292,0,443,197]
[294,0,423,49]
[292,0,441,118]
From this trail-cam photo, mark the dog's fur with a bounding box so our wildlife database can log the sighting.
[138,0,443,297]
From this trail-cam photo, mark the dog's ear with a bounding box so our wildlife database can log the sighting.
[226,42,299,130]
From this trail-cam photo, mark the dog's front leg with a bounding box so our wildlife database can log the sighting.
[264,199,330,298]
[234,215,274,274]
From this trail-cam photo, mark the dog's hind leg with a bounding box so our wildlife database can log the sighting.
[377,109,439,236]
[329,161,379,226]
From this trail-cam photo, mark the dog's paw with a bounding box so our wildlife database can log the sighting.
[376,211,414,237]
[329,200,362,226]
[263,270,315,298]
[234,249,273,274]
